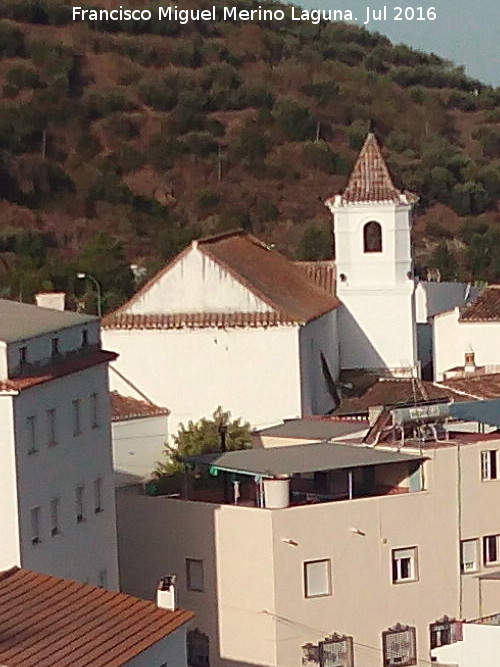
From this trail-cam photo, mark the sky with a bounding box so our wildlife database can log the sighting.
[297,0,500,86]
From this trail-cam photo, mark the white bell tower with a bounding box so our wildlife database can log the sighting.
[326,133,418,376]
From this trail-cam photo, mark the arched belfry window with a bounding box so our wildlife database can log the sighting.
[363,221,382,253]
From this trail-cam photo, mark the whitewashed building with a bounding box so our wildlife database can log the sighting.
[0,298,119,589]
[103,231,341,431]
[434,287,500,380]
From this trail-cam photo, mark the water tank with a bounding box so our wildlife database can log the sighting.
[263,478,290,509]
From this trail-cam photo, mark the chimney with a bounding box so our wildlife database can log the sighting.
[35,292,65,311]
[157,575,177,611]
[464,348,476,374]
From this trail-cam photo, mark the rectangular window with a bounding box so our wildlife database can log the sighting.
[76,485,85,523]
[98,569,107,588]
[31,506,41,544]
[81,329,89,348]
[90,393,99,428]
[50,497,60,536]
[72,399,81,436]
[46,409,57,447]
[461,538,479,573]
[430,618,463,649]
[483,534,500,565]
[27,415,37,454]
[94,478,103,513]
[481,450,498,480]
[51,337,60,357]
[382,625,417,667]
[392,547,418,583]
[304,559,332,598]
[19,346,28,367]
[186,558,204,592]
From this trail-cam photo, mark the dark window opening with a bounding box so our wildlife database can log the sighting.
[363,221,382,253]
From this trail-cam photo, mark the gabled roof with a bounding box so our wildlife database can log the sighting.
[440,373,500,400]
[0,567,194,667]
[335,378,467,416]
[104,230,340,329]
[294,260,336,295]
[0,298,95,343]
[111,391,170,421]
[328,133,417,205]
[460,286,500,322]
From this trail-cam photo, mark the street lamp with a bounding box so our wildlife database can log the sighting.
[77,272,102,318]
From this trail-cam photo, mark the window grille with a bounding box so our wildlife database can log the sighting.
[382,624,417,667]
[430,617,463,649]
[363,221,382,253]
[319,634,354,667]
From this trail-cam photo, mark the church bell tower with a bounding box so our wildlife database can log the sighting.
[325,133,418,376]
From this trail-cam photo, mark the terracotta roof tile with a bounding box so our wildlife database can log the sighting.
[294,260,336,295]
[440,373,500,400]
[104,231,340,330]
[328,133,417,205]
[0,567,194,667]
[0,349,117,393]
[111,391,170,420]
[103,310,298,330]
[460,286,500,321]
[336,378,466,415]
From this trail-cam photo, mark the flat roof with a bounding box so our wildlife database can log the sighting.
[255,418,368,440]
[0,299,95,343]
[184,441,423,477]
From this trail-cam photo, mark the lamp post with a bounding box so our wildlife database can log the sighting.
[77,272,102,318]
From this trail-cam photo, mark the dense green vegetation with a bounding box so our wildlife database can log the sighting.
[0,0,499,308]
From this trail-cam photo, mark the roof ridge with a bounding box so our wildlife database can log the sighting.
[196,228,248,244]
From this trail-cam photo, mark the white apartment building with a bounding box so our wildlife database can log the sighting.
[0,298,119,588]
[117,405,500,667]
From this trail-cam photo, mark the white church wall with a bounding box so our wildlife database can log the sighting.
[338,289,417,372]
[104,325,302,432]
[299,310,340,415]
[433,308,500,380]
[126,245,272,315]
[0,396,21,571]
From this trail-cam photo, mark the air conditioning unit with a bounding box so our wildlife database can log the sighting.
[463,561,476,572]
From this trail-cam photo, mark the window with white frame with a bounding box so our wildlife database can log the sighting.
[186,559,204,592]
[460,538,479,573]
[46,409,57,447]
[26,415,37,454]
[481,450,498,480]
[90,393,99,428]
[483,534,500,565]
[72,399,81,436]
[31,506,41,544]
[50,497,60,536]
[94,478,103,513]
[75,485,85,523]
[392,547,418,584]
[304,559,332,598]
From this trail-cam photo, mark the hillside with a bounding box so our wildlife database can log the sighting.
[0,0,499,311]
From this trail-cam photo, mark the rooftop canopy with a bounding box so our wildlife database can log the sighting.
[182,441,424,478]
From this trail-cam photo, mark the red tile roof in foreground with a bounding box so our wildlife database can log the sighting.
[111,391,170,421]
[0,349,117,392]
[103,310,299,330]
[440,373,500,400]
[460,286,500,321]
[328,133,418,205]
[0,567,194,667]
[104,230,340,330]
[336,378,467,415]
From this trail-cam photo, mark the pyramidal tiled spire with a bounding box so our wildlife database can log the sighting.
[341,133,416,204]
